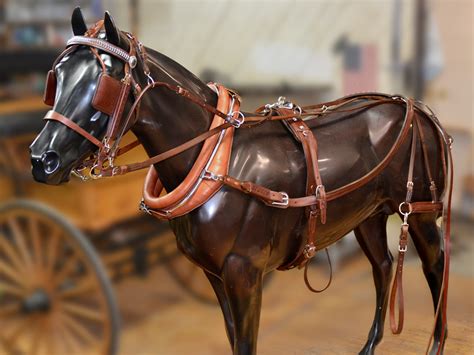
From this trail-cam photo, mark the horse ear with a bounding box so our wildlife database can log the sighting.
[104,11,121,47]
[71,7,88,36]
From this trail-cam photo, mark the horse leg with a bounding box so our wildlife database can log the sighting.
[407,212,446,354]
[354,212,392,355]
[222,253,264,355]
[204,270,235,348]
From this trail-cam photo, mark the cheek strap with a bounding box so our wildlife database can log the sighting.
[44,110,104,149]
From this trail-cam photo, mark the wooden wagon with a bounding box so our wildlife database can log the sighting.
[0,97,215,355]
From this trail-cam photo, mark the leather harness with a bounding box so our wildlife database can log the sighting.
[42,23,453,354]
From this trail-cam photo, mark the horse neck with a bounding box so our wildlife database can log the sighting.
[131,49,218,191]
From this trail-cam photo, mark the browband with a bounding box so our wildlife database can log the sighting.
[67,36,137,67]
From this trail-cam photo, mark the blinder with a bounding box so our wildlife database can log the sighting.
[43,70,56,107]
[43,70,124,118]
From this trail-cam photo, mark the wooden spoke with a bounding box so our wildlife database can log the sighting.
[29,216,43,268]
[0,233,25,273]
[61,312,98,347]
[7,216,33,270]
[46,228,61,276]
[59,277,96,299]
[0,258,24,287]
[61,302,104,323]
[0,302,21,317]
[28,318,42,355]
[53,254,80,286]
[55,318,82,355]
[0,280,25,297]
[3,316,28,348]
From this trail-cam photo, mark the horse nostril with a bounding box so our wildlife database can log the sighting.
[41,151,60,174]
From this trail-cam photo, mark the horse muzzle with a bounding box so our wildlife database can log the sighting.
[30,148,68,185]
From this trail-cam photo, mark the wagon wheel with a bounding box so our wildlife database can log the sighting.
[0,200,119,355]
[165,252,218,304]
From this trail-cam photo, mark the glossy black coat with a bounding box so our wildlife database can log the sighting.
[30,11,448,355]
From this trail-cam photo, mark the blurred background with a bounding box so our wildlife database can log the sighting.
[0,0,472,354]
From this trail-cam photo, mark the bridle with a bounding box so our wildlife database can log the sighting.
[43,21,148,179]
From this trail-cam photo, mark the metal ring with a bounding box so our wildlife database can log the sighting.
[399,202,413,215]
[293,105,302,116]
[228,111,245,128]
[90,164,103,180]
[145,71,155,86]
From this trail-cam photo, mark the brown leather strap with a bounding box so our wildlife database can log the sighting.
[389,114,418,335]
[411,201,443,213]
[44,110,104,149]
[327,98,415,201]
[106,75,132,139]
[303,248,333,293]
[415,118,438,201]
[104,122,234,176]
[389,223,409,334]
[116,139,141,156]
[425,140,453,355]
[218,99,415,210]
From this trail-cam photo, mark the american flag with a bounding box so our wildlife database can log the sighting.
[342,44,378,95]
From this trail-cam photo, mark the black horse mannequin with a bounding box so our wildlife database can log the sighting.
[30,9,449,355]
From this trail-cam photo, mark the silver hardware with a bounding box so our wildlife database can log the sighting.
[406,181,414,189]
[71,167,90,181]
[264,96,302,118]
[315,184,325,198]
[129,56,137,68]
[398,244,407,253]
[399,201,412,215]
[399,202,412,225]
[139,199,152,215]
[227,111,245,128]
[293,105,302,116]
[67,36,132,63]
[89,164,103,180]
[145,71,155,86]
[202,170,222,181]
[303,243,317,259]
[111,166,121,176]
[271,192,289,208]
[321,105,329,113]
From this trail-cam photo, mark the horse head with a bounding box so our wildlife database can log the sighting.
[30,8,137,185]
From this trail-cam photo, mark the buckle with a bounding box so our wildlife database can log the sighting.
[227,111,245,128]
[271,192,289,208]
[139,199,152,215]
[303,243,317,259]
[398,244,407,253]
